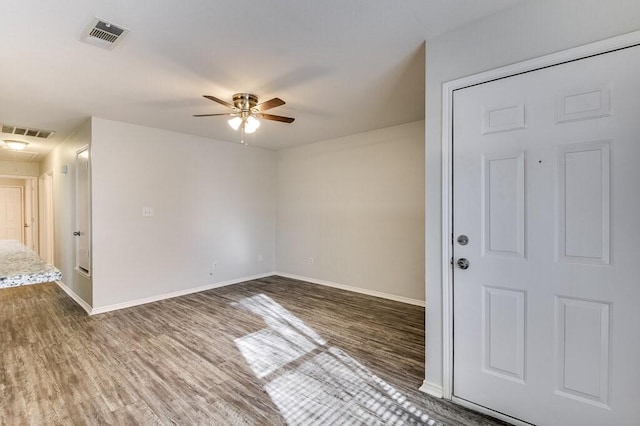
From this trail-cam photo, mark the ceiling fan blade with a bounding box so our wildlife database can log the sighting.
[193,113,235,117]
[203,95,235,109]
[259,113,295,123]
[255,98,285,111]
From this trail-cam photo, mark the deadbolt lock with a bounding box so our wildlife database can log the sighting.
[457,235,469,245]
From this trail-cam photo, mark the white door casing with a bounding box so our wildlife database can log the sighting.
[0,186,24,242]
[75,147,91,276]
[39,172,55,264]
[23,177,38,252]
[450,42,640,425]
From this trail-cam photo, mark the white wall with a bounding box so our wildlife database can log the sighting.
[0,160,39,177]
[277,121,425,302]
[40,119,93,305]
[90,118,276,309]
[424,0,640,391]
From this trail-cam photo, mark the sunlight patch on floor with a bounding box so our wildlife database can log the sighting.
[235,328,317,379]
[234,293,326,345]
[233,294,438,425]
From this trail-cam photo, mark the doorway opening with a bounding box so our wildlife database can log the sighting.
[0,175,38,251]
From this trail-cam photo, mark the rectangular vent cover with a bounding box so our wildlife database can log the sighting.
[1,124,54,139]
[80,17,129,50]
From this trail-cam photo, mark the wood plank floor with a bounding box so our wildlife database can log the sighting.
[0,276,508,425]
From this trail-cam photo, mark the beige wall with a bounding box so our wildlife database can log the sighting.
[424,0,640,390]
[90,118,276,309]
[50,117,422,311]
[276,120,425,302]
[0,160,39,177]
[39,119,93,305]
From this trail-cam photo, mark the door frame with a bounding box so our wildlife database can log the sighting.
[23,177,38,252]
[39,171,55,264]
[74,145,91,277]
[439,30,640,414]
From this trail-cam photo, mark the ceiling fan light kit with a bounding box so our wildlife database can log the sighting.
[228,116,242,131]
[194,92,294,144]
[236,115,260,134]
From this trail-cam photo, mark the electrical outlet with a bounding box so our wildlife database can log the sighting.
[142,207,154,217]
[309,257,314,265]
[212,261,218,270]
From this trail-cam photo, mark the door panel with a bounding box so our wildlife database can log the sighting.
[555,297,610,408]
[453,45,640,425]
[481,152,525,258]
[557,142,610,264]
[481,286,526,383]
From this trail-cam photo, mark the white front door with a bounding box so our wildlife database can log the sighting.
[453,45,640,425]
[0,186,24,242]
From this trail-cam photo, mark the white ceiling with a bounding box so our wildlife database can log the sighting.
[0,0,522,160]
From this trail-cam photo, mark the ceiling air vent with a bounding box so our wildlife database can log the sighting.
[80,17,129,50]
[1,124,54,139]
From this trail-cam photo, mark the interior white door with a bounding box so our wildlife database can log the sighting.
[452,45,640,425]
[0,186,24,242]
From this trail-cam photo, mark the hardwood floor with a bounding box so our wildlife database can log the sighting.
[0,276,508,425]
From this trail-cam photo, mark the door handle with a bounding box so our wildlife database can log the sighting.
[456,258,470,270]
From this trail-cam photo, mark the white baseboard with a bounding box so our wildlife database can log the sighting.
[90,272,274,315]
[274,272,426,307]
[56,280,92,315]
[62,271,424,315]
[419,380,444,399]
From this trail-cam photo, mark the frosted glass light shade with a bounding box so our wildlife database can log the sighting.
[5,140,28,150]
[228,116,242,131]
[244,116,260,134]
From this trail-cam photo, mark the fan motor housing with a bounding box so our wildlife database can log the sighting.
[232,93,258,110]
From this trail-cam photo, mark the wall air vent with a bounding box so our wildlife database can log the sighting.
[1,124,54,139]
[80,17,129,50]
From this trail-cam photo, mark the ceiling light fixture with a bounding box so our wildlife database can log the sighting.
[230,115,261,134]
[4,140,28,151]
[195,93,294,145]
[225,94,262,143]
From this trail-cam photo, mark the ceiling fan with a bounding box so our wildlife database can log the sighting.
[194,93,295,144]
